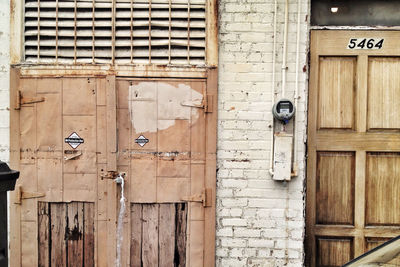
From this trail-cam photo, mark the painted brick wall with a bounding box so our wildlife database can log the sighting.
[217,0,310,266]
[0,0,10,164]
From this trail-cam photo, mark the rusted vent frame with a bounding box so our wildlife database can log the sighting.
[25,0,206,65]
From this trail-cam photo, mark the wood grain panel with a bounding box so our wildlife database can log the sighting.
[366,152,400,225]
[317,237,353,267]
[50,203,67,267]
[318,57,356,129]
[142,204,159,267]
[368,57,400,129]
[67,202,84,267]
[316,152,355,225]
[130,203,187,266]
[176,203,188,267]
[83,203,94,267]
[39,202,94,266]
[366,237,391,251]
[38,202,49,267]
[159,204,176,267]
[130,204,143,267]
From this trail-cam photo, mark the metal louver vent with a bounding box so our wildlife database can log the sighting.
[24,0,206,65]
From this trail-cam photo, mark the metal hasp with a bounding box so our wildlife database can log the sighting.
[0,160,20,266]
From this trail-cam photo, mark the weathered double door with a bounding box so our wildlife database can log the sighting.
[10,70,217,266]
[307,31,400,266]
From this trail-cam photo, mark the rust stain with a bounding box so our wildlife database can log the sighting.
[65,213,82,241]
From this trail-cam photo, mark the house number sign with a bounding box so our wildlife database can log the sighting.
[347,38,384,50]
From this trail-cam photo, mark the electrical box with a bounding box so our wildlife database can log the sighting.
[273,134,293,181]
[272,99,295,124]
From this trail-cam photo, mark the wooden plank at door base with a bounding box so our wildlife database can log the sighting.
[50,203,67,267]
[142,204,159,267]
[84,203,95,267]
[67,202,84,266]
[130,204,143,267]
[38,202,50,267]
[159,204,176,267]
[176,203,188,267]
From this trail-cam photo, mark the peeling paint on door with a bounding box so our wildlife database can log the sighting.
[128,82,203,133]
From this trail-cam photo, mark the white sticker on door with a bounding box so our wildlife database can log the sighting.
[65,132,84,149]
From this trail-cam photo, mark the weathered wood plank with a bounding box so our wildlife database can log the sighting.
[130,204,143,267]
[84,203,95,267]
[142,204,159,267]
[176,203,187,267]
[204,68,218,267]
[67,202,83,267]
[159,204,176,267]
[38,202,50,267]
[50,203,67,267]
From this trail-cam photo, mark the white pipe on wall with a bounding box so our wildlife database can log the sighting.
[281,0,289,99]
[293,0,302,172]
[269,0,278,177]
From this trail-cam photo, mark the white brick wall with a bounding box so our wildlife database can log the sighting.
[217,0,310,265]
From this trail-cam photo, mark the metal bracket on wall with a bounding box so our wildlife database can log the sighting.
[15,90,45,110]
[14,185,45,204]
[180,95,214,113]
[181,188,212,207]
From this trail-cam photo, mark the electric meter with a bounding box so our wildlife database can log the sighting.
[272,99,295,124]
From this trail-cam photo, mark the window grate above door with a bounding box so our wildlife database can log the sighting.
[24,0,206,66]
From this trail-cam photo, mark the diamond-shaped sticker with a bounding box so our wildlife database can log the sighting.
[65,132,84,149]
[135,135,149,147]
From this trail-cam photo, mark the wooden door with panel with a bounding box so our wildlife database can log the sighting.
[306,31,400,267]
[116,76,216,267]
[9,74,118,267]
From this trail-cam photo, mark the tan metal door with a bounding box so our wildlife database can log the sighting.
[9,70,217,267]
[9,74,119,266]
[115,76,216,267]
[307,31,400,266]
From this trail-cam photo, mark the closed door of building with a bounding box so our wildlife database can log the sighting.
[9,70,217,266]
[306,30,400,266]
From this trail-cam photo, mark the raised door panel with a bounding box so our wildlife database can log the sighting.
[368,57,400,129]
[317,238,353,267]
[316,152,355,225]
[318,57,356,129]
[366,152,400,226]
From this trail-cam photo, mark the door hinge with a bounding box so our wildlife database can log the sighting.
[181,188,212,207]
[14,185,45,204]
[15,90,45,110]
[180,95,213,113]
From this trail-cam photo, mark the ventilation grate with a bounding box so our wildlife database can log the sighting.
[24,0,206,65]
